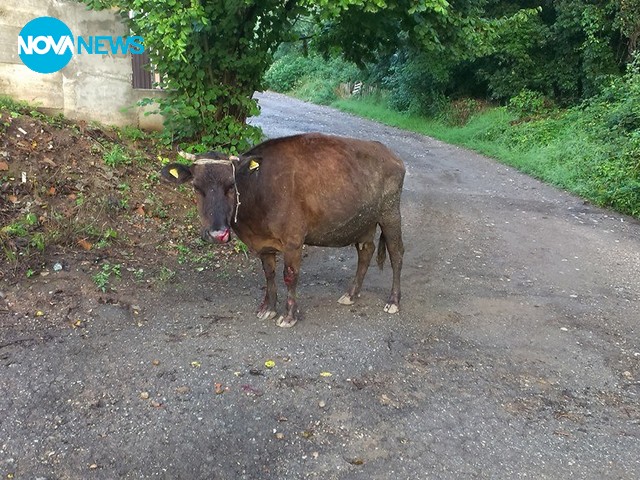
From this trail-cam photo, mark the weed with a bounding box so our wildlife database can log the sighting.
[120,125,147,141]
[143,171,161,189]
[92,263,121,292]
[176,244,191,264]
[30,233,46,251]
[94,228,118,249]
[133,268,145,281]
[158,266,176,283]
[185,206,198,223]
[103,144,131,168]
[233,239,250,258]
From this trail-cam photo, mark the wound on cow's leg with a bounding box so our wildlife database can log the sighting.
[284,266,296,287]
[276,249,301,328]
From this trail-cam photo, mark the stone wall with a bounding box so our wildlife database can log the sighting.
[0,0,164,130]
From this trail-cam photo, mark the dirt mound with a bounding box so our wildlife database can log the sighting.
[0,98,243,315]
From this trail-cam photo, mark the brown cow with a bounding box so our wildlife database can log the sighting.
[161,133,405,327]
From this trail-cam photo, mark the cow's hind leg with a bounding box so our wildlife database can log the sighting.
[338,239,376,306]
[380,206,404,314]
[257,252,277,320]
[276,247,303,328]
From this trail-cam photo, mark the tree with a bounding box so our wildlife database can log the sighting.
[83,0,492,151]
[309,0,539,112]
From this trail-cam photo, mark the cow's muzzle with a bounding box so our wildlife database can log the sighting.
[203,227,231,244]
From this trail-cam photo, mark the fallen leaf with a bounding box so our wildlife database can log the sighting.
[152,359,160,366]
[320,371,332,377]
[150,400,162,408]
[77,238,92,251]
[347,458,364,466]
[214,383,225,394]
[176,386,190,394]
[264,360,275,369]
[191,361,201,368]
[89,464,98,470]
[139,391,150,399]
[48,186,56,195]
[0,161,8,171]
[35,310,44,317]
[8,195,18,204]
[275,432,285,440]
[134,204,146,216]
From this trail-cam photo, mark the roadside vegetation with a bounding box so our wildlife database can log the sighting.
[263,2,640,218]
[0,95,248,282]
[331,67,640,217]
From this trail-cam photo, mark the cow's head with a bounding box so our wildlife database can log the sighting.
[161,154,238,244]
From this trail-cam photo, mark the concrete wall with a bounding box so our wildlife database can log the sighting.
[0,0,164,130]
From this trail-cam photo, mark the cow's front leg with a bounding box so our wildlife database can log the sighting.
[276,248,302,328]
[257,252,277,320]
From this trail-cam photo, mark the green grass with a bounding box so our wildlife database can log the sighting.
[332,97,640,217]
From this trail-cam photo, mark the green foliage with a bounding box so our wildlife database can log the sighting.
[265,53,360,104]
[334,59,640,218]
[1,213,46,263]
[119,125,147,141]
[82,0,295,151]
[507,89,551,119]
[264,55,313,92]
[157,265,176,283]
[103,144,131,168]
[233,239,250,257]
[92,263,121,292]
[382,50,449,116]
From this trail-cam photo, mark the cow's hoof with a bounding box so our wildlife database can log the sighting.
[276,315,298,328]
[383,302,399,314]
[257,309,277,320]
[337,293,355,305]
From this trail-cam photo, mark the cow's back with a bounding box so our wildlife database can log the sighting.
[238,133,405,249]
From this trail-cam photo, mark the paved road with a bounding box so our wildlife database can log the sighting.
[255,91,640,477]
[1,91,639,479]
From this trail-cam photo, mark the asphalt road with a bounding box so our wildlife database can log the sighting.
[1,91,639,479]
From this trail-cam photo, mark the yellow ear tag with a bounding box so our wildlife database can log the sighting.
[249,159,260,171]
[169,168,179,178]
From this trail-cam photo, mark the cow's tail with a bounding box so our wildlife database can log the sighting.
[376,230,387,270]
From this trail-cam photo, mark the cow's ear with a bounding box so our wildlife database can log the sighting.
[161,163,192,184]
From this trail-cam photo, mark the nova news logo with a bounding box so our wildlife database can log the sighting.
[18,16,145,74]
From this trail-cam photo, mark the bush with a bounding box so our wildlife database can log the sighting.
[507,89,550,118]
[264,56,312,92]
[263,53,361,104]
[382,51,450,116]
